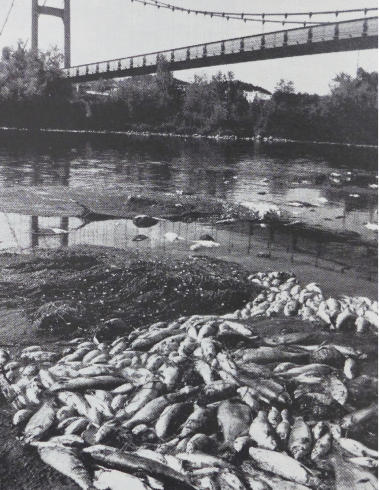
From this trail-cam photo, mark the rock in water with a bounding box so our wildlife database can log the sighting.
[199,234,216,242]
[133,215,159,228]
[132,235,149,242]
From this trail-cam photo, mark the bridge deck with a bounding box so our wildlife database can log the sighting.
[64,17,378,82]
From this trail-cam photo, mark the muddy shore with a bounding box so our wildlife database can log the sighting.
[0,189,377,490]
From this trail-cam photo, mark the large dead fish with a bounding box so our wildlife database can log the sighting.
[23,398,56,444]
[83,445,196,489]
[248,447,321,487]
[49,376,125,392]
[262,332,315,346]
[36,442,95,490]
[217,400,252,448]
[234,347,307,364]
[94,467,152,490]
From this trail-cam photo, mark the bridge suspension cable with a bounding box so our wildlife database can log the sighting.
[130,0,377,26]
[0,0,16,37]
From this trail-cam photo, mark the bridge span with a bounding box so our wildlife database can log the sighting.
[64,17,378,83]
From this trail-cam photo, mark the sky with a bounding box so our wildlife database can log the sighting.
[0,0,377,94]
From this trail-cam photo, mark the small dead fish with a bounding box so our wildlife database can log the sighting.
[267,407,281,428]
[289,417,312,460]
[249,411,278,450]
[13,408,35,426]
[311,432,332,460]
[276,409,291,443]
[312,421,329,440]
[344,358,358,380]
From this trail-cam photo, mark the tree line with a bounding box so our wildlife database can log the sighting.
[0,43,377,145]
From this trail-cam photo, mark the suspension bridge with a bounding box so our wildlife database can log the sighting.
[0,1,377,82]
[64,17,378,83]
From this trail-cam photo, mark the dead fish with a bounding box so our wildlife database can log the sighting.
[273,363,299,374]
[235,361,271,378]
[48,435,85,447]
[237,377,291,405]
[289,417,312,460]
[155,402,193,439]
[58,392,91,418]
[267,407,281,428]
[194,360,215,384]
[13,408,35,426]
[37,443,95,490]
[122,394,174,430]
[23,398,56,444]
[186,434,215,454]
[277,363,334,378]
[249,411,278,450]
[219,321,256,339]
[95,420,119,443]
[217,470,249,490]
[116,381,162,419]
[176,451,233,470]
[84,445,196,488]
[65,418,89,435]
[237,387,260,412]
[217,400,252,447]
[323,376,348,406]
[262,332,313,346]
[340,403,378,430]
[149,333,187,355]
[310,432,332,460]
[344,358,358,380]
[180,405,215,439]
[348,457,378,469]
[338,438,378,458]
[94,467,151,490]
[50,376,125,392]
[235,347,307,364]
[200,381,237,404]
[248,447,321,487]
[276,409,291,443]
[312,421,329,440]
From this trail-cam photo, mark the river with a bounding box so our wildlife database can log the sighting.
[0,130,377,297]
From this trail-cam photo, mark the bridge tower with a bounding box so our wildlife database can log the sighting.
[31,0,71,68]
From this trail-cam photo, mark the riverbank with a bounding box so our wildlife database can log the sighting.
[0,126,377,149]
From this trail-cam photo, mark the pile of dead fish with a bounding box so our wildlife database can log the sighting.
[0,291,378,489]
[231,271,378,335]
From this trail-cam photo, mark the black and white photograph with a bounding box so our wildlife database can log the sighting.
[0,1,377,489]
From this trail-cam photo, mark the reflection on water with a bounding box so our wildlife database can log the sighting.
[0,131,377,239]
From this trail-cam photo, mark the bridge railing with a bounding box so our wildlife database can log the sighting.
[64,17,378,79]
